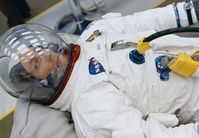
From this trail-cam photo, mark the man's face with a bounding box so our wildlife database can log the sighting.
[19,48,59,79]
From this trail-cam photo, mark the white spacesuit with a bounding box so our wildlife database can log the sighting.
[50,1,199,138]
[1,1,199,138]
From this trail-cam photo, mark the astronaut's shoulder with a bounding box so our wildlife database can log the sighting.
[84,13,122,30]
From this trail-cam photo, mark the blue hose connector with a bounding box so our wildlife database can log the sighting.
[129,49,145,64]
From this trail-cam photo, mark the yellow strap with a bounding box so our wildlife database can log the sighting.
[0,107,15,121]
[137,38,150,54]
[168,53,199,77]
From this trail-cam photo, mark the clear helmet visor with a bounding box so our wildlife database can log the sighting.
[0,24,71,104]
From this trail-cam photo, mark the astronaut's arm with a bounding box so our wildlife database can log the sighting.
[122,1,199,32]
[72,82,199,138]
[72,82,145,138]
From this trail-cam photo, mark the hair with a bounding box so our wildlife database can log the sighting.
[9,62,35,83]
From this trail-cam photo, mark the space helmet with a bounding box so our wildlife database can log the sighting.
[0,24,80,105]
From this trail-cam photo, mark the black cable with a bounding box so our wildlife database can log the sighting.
[143,27,199,42]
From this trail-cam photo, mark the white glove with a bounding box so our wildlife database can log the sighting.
[144,117,199,138]
[147,113,179,127]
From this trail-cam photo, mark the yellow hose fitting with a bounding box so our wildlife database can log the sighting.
[191,50,199,61]
[168,53,199,77]
[137,38,150,54]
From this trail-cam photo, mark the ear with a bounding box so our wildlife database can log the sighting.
[61,47,69,55]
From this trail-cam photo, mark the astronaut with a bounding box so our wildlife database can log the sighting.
[1,1,199,138]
